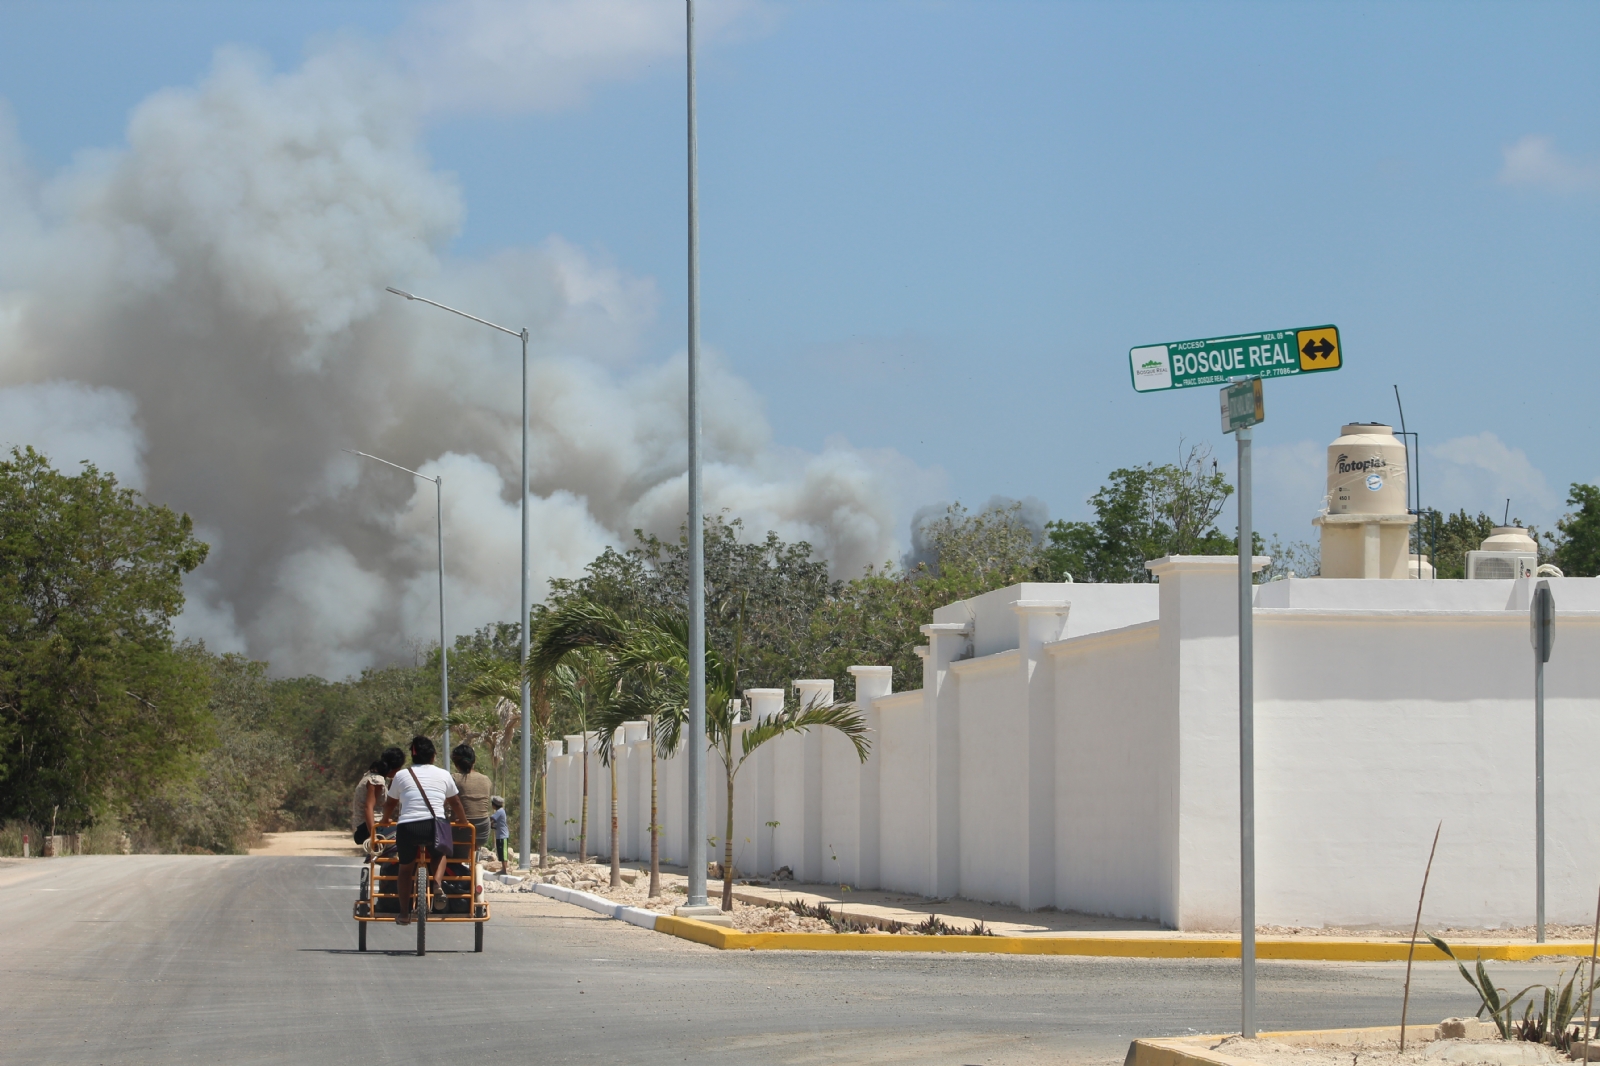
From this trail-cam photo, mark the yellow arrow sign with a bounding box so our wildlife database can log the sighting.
[1296,327,1340,371]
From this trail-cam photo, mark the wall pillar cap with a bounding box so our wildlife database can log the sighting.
[913,645,930,660]
[1009,598,1071,614]
[848,665,893,677]
[1144,554,1271,577]
[919,621,972,637]
[743,687,785,697]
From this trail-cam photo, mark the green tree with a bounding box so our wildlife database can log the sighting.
[546,515,838,690]
[1041,445,1235,583]
[1420,510,1496,580]
[126,647,295,853]
[1552,484,1600,577]
[0,447,211,829]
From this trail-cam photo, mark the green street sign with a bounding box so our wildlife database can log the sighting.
[1220,377,1264,434]
[1130,324,1341,393]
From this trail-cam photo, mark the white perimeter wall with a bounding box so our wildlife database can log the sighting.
[540,571,1600,929]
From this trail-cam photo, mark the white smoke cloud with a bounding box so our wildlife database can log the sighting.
[1425,432,1560,525]
[0,32,917,677]
[395,0,773,115]
[0,380,147,490]
[1499,135,1600,196]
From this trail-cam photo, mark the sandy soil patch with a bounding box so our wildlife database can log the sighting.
[247,831,363,857]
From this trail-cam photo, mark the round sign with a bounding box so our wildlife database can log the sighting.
[1365,474,1383,491]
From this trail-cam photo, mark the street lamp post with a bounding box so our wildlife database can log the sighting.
[684,0,708,911]
[385,287,534,872]
[347,450,451,754]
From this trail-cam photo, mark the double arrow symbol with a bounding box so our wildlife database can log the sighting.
[1301,336,1336,361]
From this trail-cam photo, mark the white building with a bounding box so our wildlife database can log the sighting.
[545,425,1600,930]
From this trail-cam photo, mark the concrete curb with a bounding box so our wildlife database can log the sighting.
[648,921,1600,959]
[1126,1025,1461,1066]
[525,888,1600,960]
[530,883,662,930]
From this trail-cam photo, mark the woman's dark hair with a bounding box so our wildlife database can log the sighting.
[410,736,436,764]
[368,759,386,775]
[451,743,476,772]
[380,748,406,774]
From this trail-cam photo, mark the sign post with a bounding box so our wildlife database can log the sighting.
[1129,323,1341,1040]
[1530,580,1555,943]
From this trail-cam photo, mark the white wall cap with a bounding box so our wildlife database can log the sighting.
[1010,598,1072,614]
[1145,555,1271,576]
[743,688,786,697]
[913,645,930,660]
[848,665,894,676]
[919,621,972,636]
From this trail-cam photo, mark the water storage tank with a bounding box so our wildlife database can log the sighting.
[1315,423,1417,579]
[1326,423,1408,515]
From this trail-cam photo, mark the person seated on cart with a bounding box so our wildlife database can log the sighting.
[450,743,493,861]
[381,736,468,925]
[351,747,406,856]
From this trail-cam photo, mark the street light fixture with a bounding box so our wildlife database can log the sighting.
[384,286,535,872]
[345,449,452,754]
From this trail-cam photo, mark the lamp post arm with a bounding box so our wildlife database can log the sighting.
[386,288,521,338]
[344,449,436,484]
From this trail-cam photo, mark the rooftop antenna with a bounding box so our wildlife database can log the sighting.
[1505,499,1512,526]
[1393,386,1420,578]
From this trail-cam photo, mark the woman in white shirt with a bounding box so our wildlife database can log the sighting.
[381,736,468,925]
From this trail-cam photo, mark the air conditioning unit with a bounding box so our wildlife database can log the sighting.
[1465,551,1536,580]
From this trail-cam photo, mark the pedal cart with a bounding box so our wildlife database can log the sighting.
[353,822,490,955]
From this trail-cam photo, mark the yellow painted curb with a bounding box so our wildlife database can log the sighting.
[652,917,1600,961]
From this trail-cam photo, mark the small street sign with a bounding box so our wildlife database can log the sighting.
[1220,378,1264,434]
[1531,580,1555,663]
[1130,325,1341,393]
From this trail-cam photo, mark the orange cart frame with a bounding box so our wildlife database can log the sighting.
[353,821,490,955]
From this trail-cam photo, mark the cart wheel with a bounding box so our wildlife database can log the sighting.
[358,921,367,952]
[416,866,428,957]
[474,920,484,953]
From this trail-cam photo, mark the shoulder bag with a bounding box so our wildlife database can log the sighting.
[406,768,456,858]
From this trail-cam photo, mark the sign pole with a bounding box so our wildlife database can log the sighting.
[1237,424,1256,1038]
[1536,646,1545,944]
[1531,579,1555,944]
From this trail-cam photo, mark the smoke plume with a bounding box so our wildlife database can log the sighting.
[0,9,924,678]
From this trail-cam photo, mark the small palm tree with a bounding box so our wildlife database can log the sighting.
[590,594,871,911]
[457,653,555,868]
[536,599,685,897]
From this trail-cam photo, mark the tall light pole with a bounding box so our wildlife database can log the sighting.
[347,449,451,753]
[683,0,709,912]
[385,287,534,871]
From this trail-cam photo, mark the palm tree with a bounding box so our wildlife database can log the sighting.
[539,596,871,911]
[457,653,557,869]
[535,599,686,897]
[544,652,611,864]
[617,603,870,911]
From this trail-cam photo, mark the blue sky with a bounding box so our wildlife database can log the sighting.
[2,0,1596,551]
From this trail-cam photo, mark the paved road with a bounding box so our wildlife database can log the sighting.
[0,856,1568,1065]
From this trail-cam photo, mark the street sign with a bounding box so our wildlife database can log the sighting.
[1130,324,1341,393]
[1531,580,1555,663]
[1220,378,1264,434]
